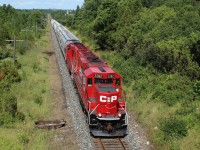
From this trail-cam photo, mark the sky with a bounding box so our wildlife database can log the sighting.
[0,0,84,9]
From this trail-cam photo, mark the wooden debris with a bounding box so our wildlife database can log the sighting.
[35,119,66,129]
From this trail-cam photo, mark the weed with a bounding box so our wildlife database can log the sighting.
[33,95,43,105]
[41,88,46,93]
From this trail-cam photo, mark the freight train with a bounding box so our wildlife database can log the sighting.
[51,19,128,137]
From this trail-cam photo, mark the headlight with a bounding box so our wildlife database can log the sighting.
[118,113,122,117]
[98,113,102,117]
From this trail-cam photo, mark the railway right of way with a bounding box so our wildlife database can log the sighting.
[50,17,153,150]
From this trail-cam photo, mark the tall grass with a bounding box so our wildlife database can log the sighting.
[0,24,52,149]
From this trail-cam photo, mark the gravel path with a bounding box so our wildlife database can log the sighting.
[51,25,94,150]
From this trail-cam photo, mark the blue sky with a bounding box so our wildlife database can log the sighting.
[0,0,84,9]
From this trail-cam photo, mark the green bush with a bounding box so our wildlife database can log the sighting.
[0,48,11,59]
[0,91,25,126]
[153,74,193,106]
[176,106,195,116]
[33,95,43,105]
[15,60,22,69]
[0,61,21,82]
[0,79,11,92]
[0,113,14,126]
[18,42,26,55]
[0,94,17,117]
[193,80,200,100]
[160,117,188,140]
[32,62,41,73]
[15,112,25,122]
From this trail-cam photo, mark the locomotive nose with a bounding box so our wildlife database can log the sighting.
[95,85,119,117]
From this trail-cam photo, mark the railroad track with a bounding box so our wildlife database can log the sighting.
[94,138,130,150]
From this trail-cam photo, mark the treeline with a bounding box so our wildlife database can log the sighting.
[0,4,46,125]
[57,0,200,79]
[52,0,200,149]
[0,4,46,49]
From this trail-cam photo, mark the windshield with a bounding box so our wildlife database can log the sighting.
[95,78,113,84]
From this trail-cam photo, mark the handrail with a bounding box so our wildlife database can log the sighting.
[88,104,99,125]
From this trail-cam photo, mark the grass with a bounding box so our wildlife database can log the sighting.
[0,24,54,150]
[70,28,200,150]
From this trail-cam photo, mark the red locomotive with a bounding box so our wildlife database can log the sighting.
[51,19,128,137]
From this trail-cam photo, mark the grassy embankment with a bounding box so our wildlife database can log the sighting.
[71,29,200,150]
[0,24,54,149]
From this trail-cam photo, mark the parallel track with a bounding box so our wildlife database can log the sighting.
[94,138,130,150]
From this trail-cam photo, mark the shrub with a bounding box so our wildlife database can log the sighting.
[193,81,200,96]
[0,79,11,92]
[0,61,21,82]
[32,62,40,73]
[15,60,22,69]
[153,74,193,106]
[0,48,11,59]
[160,117,188,140]
[0,93,25,125]
[33,95,43,105]
[19,43,26,55]
[0,94,17,117]
[15,112,25,122]
[176,107,195,116]
[0,113,14,126]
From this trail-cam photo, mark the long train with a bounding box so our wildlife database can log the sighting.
[51,19,128,137]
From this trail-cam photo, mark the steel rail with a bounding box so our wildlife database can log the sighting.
[94,138,130,150]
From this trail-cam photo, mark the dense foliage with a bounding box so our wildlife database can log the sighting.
[0,4,46,125]
[52,0,200,149]
[53,0,200,78]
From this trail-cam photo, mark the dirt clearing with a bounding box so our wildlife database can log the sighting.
[44,30,78,150]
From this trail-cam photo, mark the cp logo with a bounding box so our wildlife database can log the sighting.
[100,96,117,102]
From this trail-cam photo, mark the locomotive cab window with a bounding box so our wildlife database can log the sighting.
[116,78,120,86]
[88,78,92,86]
[95,78,113,84]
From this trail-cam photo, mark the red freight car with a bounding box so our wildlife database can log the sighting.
[51,19,128,137]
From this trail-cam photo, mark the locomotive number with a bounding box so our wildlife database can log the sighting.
[107,74,114,78]
[94,74,102,78]
[100,96,117,102]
